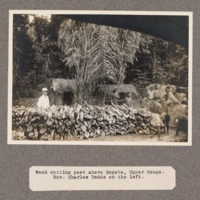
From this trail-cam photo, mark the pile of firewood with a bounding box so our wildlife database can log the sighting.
[12,103,157,140]
[12,106,75,140]
[74,103,156,139]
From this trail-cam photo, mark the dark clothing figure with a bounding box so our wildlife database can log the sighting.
[124,92,134,108]
[162,114,170,132]
[111,89,120,105]
[161,91,172,133]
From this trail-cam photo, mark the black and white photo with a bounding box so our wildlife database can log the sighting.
[8,11,192,145]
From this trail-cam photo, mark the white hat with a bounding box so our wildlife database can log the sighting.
[42,87,48,92]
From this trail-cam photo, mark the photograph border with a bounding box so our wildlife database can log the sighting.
[8,10,193,146]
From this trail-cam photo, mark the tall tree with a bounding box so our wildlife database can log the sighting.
[58,19,141,104]
[150,37,188,86]
[124,33,188,92]
[13,14,34,98]
[29,15,76,80]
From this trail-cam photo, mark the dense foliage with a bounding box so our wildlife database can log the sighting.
[13,14,35,98]
[58,19,143,103]
[13,14,188,103]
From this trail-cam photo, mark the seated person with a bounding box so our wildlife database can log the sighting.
[147,86,155,100]
[161,86,181,105]
[148,92,162,114]
[111,88,120,105]
[124,92,134,108]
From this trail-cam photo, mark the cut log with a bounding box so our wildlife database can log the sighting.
[54,134,60,140]
[12,103,157,141]
[27,125,33,133]
[28,132,34,138]
[39,127,47,134]
[46,119,53,126]
[33,128,38,136]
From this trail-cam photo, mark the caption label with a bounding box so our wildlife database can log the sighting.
[29,166,175,191]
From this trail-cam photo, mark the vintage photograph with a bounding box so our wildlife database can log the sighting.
[8,11,192,145]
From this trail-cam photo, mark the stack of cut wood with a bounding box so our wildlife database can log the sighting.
[12,103,157,140]
[12,105,75,140]
[74,103,157,139]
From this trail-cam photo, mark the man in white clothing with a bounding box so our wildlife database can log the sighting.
[37,87,50,113]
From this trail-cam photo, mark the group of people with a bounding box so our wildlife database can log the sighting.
[111,88,134,108]
[111,85,181,139]
[37,85,181,139]
[147,85,181,139]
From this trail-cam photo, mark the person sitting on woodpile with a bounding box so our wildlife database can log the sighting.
[148,91,162,113]
[162,85,181,105]
[154,84,160,95]
[37,87,50,113]
[145,85,159,110]
[111,88,120,105]
[153,91,162,104]
[147,84,160,100]
[147,86,155,100]
[124,92,134,108]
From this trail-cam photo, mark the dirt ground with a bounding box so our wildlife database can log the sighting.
[71,126,187,142]
[12,127,187,143]
[87,129,187,142]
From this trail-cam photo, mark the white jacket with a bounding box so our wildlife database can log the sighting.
[37,95,50,110]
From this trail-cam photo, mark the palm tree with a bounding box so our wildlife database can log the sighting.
[58,19,141,104]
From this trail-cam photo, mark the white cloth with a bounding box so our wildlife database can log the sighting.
[37,95,50,110]
[148,90,155,100]
[161,92,180,104]
[150,113,164,127]
[169,93,180,104]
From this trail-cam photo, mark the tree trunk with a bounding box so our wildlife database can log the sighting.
[153,38,157,82]
[76,80,84,105]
